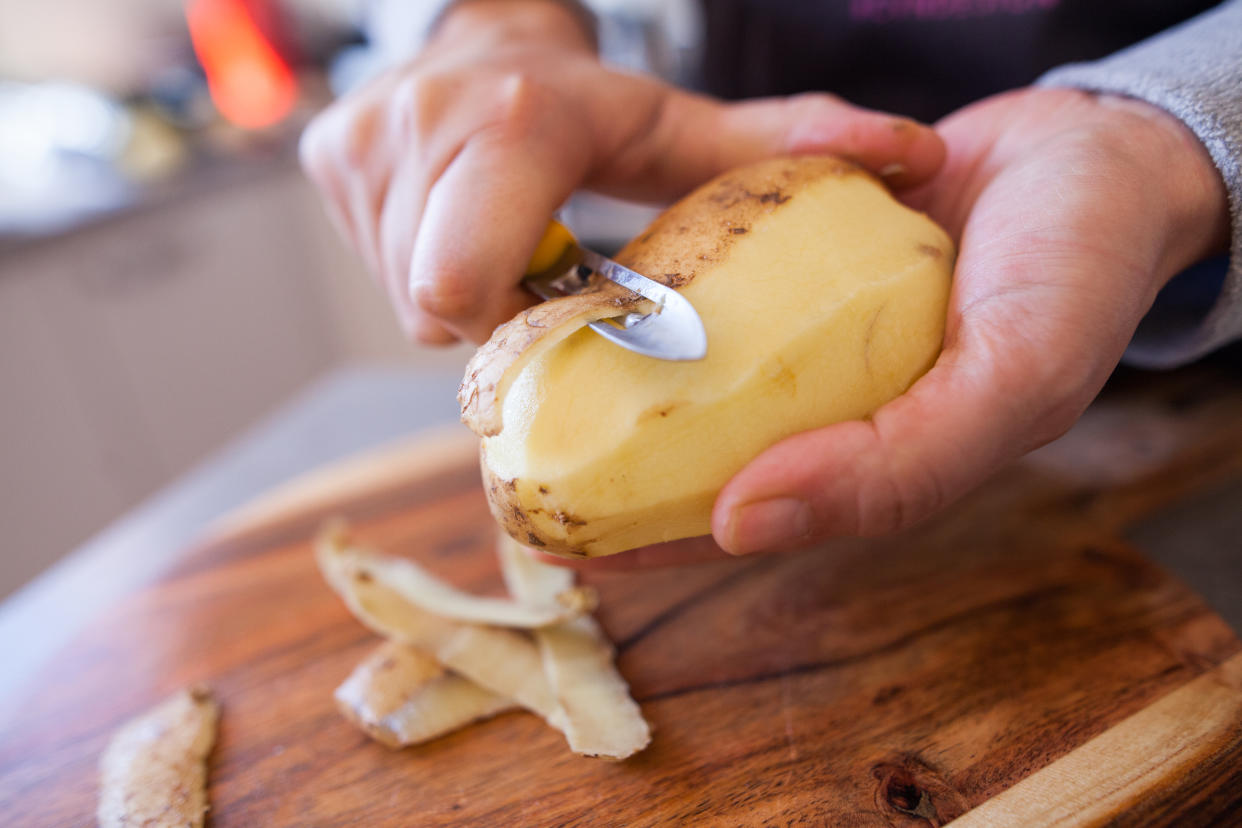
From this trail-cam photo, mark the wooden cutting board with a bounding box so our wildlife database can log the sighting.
[2,367,1242,827]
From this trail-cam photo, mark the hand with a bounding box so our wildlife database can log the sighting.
[299,0,944,345]
[551,86,1229,571]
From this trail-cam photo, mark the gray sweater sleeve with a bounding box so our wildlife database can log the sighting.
[1038,0,1242,369]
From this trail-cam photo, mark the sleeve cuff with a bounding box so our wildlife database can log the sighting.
[1038,0,1242,368]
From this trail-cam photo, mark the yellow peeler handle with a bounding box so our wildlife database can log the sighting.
[526,219,577,276]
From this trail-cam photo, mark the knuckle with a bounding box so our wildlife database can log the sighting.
[300,101,383,172]
[1032,381,1093,446]
[1021,350,1101,448]
[486,71,550,136]
[968,319,1101,452]
[392,298,456,346]
[854,471,904,538]
[412,272,481,322]
[409,319,458,346]
[390,72,453,138]
[341,106,382,168]
[896,460,947,532]
[386,69,558,152]
[787,91,845,119]
[854,428,945,537]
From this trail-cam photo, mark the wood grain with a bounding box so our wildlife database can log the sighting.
[1,365,1242,826]
[951,654,1242,827]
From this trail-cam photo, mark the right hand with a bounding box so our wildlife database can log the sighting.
[299,0,947,345]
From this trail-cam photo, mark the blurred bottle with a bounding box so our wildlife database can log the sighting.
[185,0,299,130]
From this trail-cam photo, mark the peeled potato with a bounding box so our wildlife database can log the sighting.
[460,156,954,557]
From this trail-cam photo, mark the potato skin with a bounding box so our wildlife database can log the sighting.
[611,155,864,290]
[480,450,544,552]
[480,447,592,558]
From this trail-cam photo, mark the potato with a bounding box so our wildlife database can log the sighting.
[459,156,954,557]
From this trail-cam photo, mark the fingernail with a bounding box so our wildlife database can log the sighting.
[727,498,811,556]
[879,163,907,180]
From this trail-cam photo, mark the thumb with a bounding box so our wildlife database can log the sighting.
[597,91,946,201]
[710,317,1102,555]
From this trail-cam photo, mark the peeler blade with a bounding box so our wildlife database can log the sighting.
[575,248,707,361]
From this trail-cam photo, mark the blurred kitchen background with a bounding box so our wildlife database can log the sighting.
[0,0,699,599]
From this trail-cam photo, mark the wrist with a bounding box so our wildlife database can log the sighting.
[1096,94,1230,281]
[433,0,597,54]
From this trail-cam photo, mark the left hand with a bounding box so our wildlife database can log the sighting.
[548,86,1229,570]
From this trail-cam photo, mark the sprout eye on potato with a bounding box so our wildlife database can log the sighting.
[459,156,955,558]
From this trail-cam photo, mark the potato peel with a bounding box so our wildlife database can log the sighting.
[97,686,219,828]
[318,524,650,759]
[315,527,562,724]
[459,283,648,438]
[341,544,596,628]
[335,641,514,748]
[498,537,651,759]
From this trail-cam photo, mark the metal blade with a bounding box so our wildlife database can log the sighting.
[572,248,707,361]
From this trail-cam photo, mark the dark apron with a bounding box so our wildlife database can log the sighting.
[698,0,1222,122]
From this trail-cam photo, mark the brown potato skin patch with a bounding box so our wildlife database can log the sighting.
[613,156,863,287]
[480,443,592,557]
[552,511,587,528]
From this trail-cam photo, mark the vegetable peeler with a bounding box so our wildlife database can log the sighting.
[523,220,707,361]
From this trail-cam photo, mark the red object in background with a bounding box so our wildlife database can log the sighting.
[185,0,298,129]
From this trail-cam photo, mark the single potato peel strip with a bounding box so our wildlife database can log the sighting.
[459,282,648,437]
[498,537,652,759]
[335,641,515,748]
[97,686,219,828]
[371,674,514,747]
[341,544,597,628]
